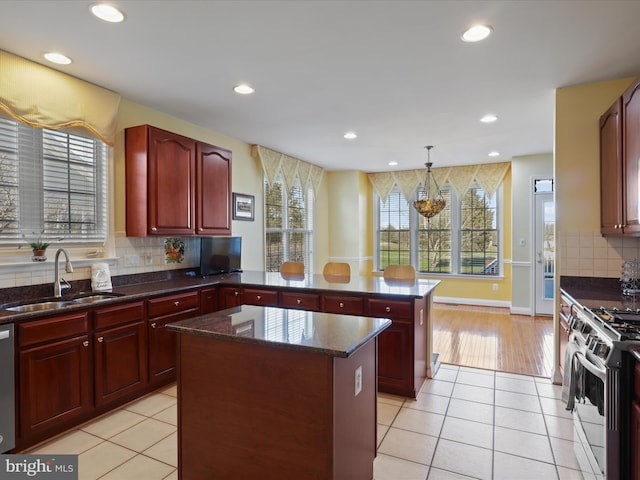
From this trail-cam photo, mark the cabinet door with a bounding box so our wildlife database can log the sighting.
[148,126,196,235]
[19,335,92,439]
[94,321,148,407]
[197,142,232,235]
[624,78,640,235]
[217,287,242,310]
[201,287,218,313]
[376,320,413,396]
[148,292,201,385]
[600,97,623,235]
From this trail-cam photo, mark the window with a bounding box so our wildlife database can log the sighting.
[376,185,500,276]
[264,175,313,272]
[0,118,108,244]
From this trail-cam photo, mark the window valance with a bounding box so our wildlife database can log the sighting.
[0,50,121,146]
[252,145,325,196]
[368,162,510,202]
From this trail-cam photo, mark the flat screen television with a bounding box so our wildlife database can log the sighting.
[200,236,242,276]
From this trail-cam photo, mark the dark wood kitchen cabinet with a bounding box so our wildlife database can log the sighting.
[147,291,200,385]
[600,77,640,236]
[93,301,147,407]
[17,312,92,442]
[217,286,242,309]
[600,97,624,235]
[125,124,232,236]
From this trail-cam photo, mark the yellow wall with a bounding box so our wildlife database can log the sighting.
[555,77,640,281]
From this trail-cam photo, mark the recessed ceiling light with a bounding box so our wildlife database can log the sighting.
[488,151,500,157]
[480,114,498,123]
[91,3,125,23]
[388,161,398,166]
[233,84,255,95]
[344,132,357,140]
[461,24,493,42]
[44,52,72,65]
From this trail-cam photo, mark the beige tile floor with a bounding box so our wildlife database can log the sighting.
[27,366,593,480]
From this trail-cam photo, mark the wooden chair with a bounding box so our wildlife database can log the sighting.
[383,264,416,281]
[280,261,304,276]
[322,262,351,277]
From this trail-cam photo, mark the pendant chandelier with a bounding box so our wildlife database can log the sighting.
[413,145,446,219]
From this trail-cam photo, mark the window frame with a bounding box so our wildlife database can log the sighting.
[0,118,108,246]
[264,174,314,273]
[374,184,503,277]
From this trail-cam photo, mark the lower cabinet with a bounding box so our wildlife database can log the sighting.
[18,315,92,441]
[217,286,242,309]
[17,301,150,450]
[93,301,147,407]
[148,291,200,385]
[632,362,640,479]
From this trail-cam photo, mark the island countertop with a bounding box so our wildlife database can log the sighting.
[217,270,440,298]
[166,304,392,358]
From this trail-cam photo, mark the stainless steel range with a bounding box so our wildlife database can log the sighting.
[562,298,640,480]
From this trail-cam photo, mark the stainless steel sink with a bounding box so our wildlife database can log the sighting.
[71,294,120,304]
[3,293,122,312]
[5,300,76,312]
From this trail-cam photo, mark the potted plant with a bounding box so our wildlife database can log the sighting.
[26,233,50,262]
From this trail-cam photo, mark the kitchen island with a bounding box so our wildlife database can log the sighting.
[215,271,440,397]
[167,305,391,480]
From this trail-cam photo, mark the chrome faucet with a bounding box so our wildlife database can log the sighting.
[53,248,73,297]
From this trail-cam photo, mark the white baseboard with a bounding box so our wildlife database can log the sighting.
[434,296,511,309]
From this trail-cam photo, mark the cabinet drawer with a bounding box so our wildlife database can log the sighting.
[367,298,412,319]
[243,288,278,306]
[323,294,364,315]
[94,301,145,330]
[18,312,90,348]
[279,291,321,311]
[148,292,200,318]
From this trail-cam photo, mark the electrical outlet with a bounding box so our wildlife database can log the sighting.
[492,283,498,291]
[355,366,362,396]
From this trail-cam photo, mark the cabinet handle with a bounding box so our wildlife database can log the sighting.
[385,306,391,312]
[339,302,344,308]
[174,301,180,306]
[256,295,261,300]
[297,299,302,305]
[151,322,157,328]
[234,291,239,296]
[83,341,89,347]
[97,336,104,343]
[151,227,157,232]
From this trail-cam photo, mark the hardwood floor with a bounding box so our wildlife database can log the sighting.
[432,302,554,378]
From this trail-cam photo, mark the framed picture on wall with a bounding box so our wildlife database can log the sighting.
[232,192,255,221]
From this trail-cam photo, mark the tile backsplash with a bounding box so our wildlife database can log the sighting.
[0,234,201,289]
[559,230,640,278]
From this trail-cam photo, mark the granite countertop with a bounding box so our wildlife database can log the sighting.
[560,276,640,310]
[166,304,392,358]
[0,269,440,325]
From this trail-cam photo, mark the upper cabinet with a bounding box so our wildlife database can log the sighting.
[600,78,640,236]
[125,125,232,236]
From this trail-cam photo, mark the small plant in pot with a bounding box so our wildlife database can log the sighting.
[22,232,50,262]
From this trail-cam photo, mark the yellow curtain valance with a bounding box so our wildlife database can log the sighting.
[0,50,121,146]
[252,145,325,196]
[368,162,511,202]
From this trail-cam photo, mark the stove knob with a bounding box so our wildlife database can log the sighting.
[582,323,592,335]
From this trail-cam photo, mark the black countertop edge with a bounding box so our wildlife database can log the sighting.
[167,311,392,358]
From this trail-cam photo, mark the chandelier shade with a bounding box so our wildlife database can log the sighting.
[413,146,446,218]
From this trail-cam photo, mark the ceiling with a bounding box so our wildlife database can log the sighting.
[1,1,640,172]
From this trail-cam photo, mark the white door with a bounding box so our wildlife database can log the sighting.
[534,182,554,315]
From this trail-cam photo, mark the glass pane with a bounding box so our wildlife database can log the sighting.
[460,187,498,275]
[543,199,555,299]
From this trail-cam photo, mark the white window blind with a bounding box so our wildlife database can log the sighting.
[0,118,107,244]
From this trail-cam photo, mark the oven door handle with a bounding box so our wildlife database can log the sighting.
[574,350,607,382]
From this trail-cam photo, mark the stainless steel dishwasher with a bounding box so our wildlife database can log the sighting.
[0,323,15,453]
